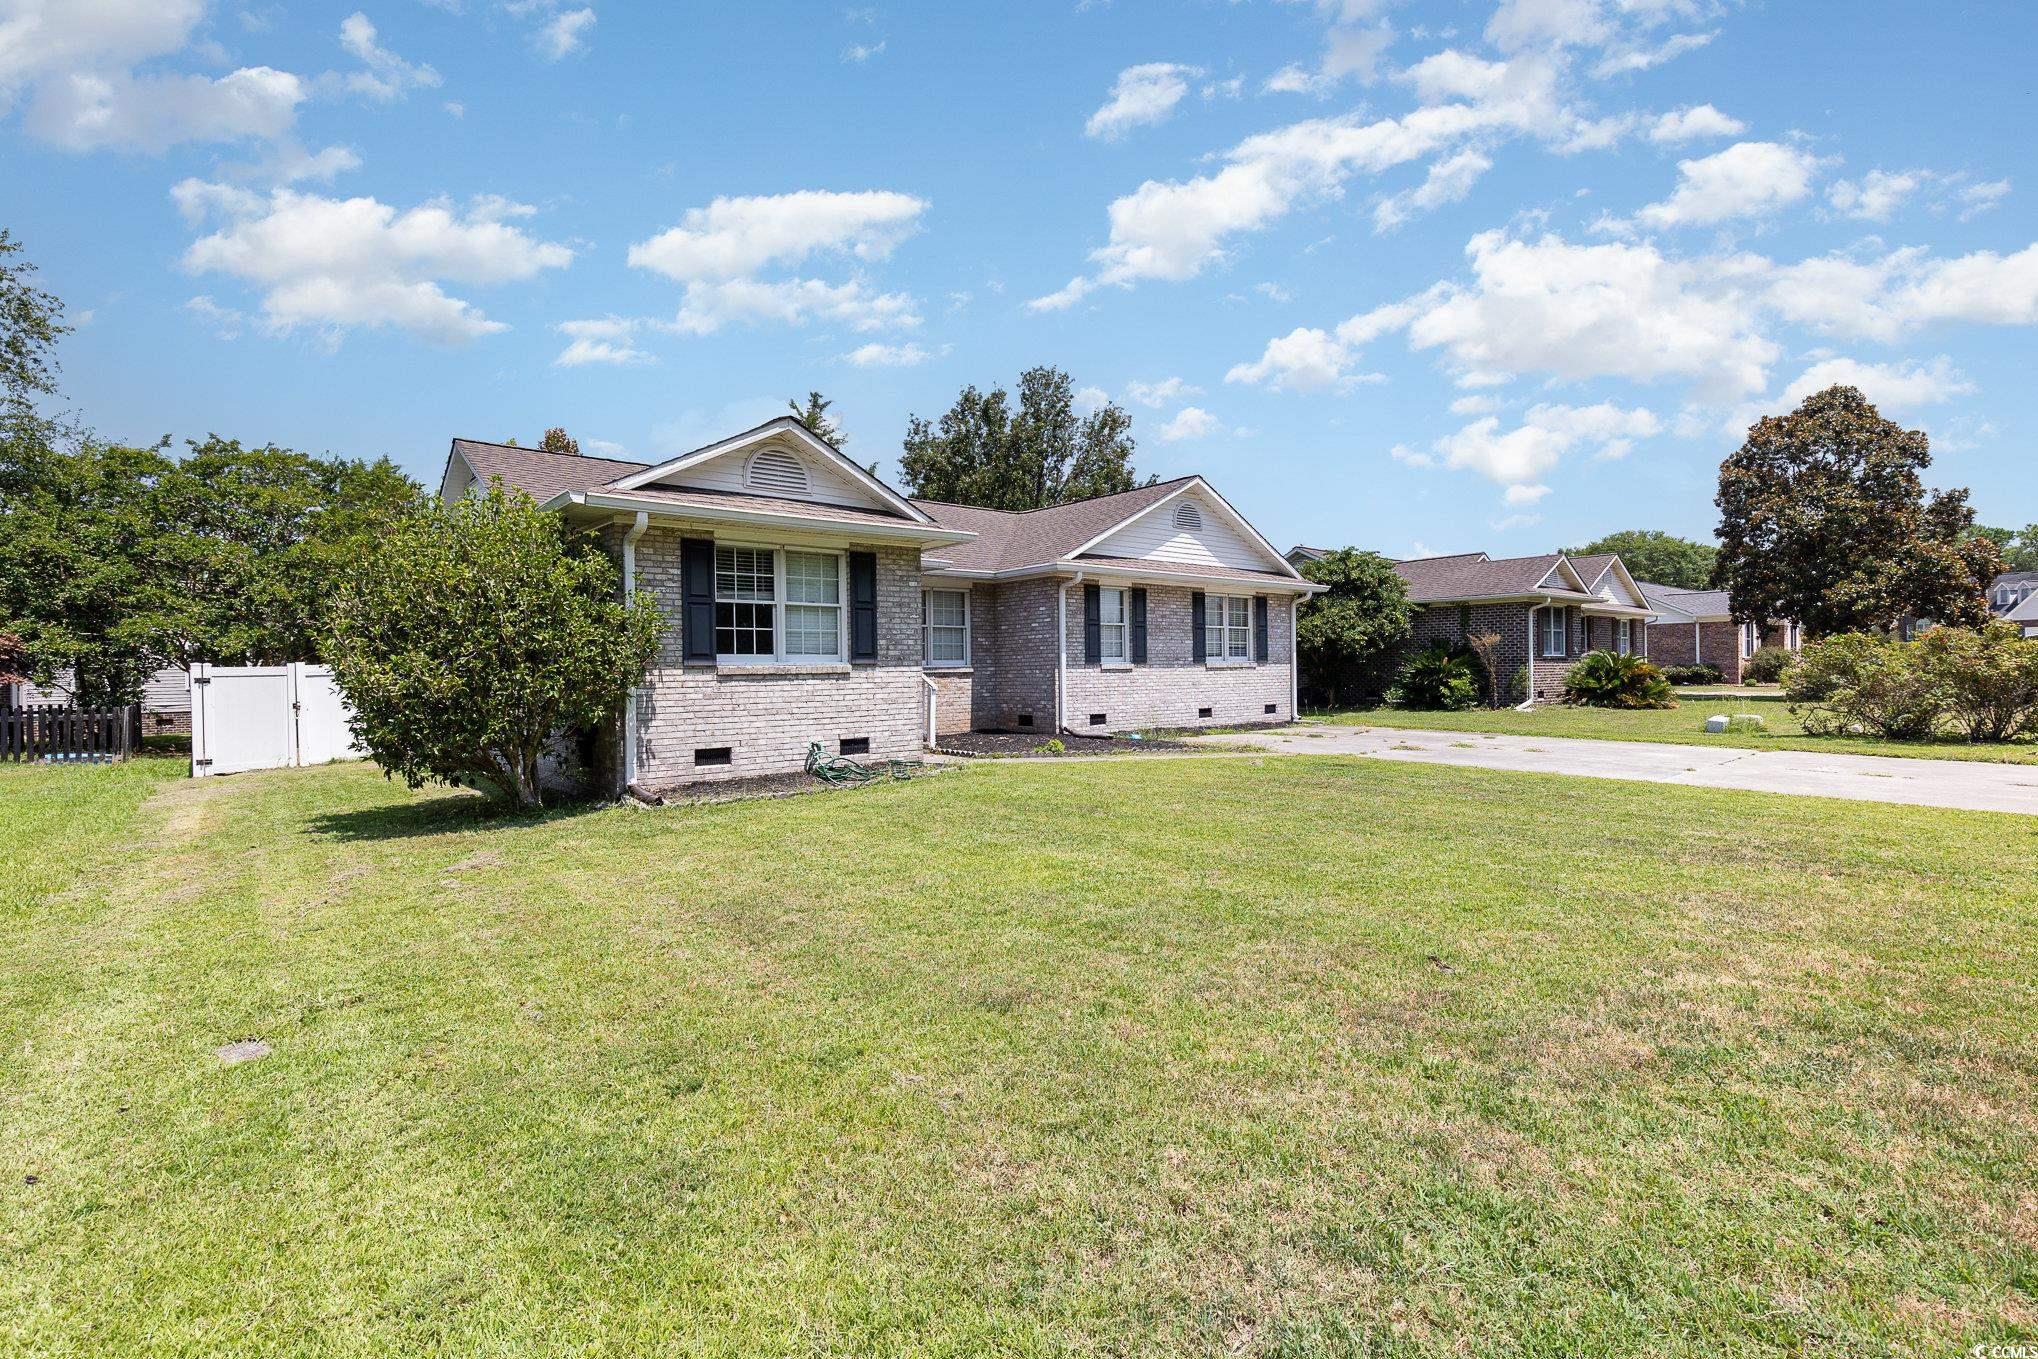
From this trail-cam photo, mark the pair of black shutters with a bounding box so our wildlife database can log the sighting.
[679,538,877,664]
[1084,586,1269,664]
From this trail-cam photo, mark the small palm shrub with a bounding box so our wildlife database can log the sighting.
[1388,643,1480,711]
[1561,650,1674,709]
[1662,662,1724,685]
[1743,644,1792,684]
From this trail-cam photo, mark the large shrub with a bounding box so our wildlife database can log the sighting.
[329,486,662,808]
[1561,651,1674,709]
[1387,643,1479,711]
[1295,548,1415,707]
[1915,622,2038,743]
[1743,644,1792,685]
[1784,633,1947,740]
[1662,661,1724,686]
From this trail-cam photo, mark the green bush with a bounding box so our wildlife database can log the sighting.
[1508,664,1529,703]
[1662,662,1724,685]
[1916,622,2038,743]
[1387,644,1480,711]
[1743,644,1792,684]
[1784,633,1946,740]
[1561,651,1674,709]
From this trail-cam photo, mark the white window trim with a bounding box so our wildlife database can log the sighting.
[1204,593,1254,665]
[922,587,970,669]
[1540,606,1568,658]
[1098,586,1130,667]
[713,542,846,665]
[1615,618,1631,655]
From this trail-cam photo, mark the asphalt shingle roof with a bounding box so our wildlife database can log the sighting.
[451,439,648,501]
[911,478,1195,572]
[1392,552,1575,603]
[606,486,921,526]
[1639,583,1733,618]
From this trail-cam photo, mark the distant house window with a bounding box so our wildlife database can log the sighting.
[1540,606,1567,658]
[1099,587,1128,662]
[1172,501,1204,532]
[1205,594,1250,660]
[1741,621,1760,657]
[923,588,969,667]
[745,447,810,496]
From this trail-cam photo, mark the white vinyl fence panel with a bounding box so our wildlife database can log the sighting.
[190,663,364,777]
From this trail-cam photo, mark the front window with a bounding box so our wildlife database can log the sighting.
[1205,594,1251,661]
[715,545,842,661]
[1099,587,1127,662]
[1742,621,1760,657]
[1615,618,1632,655]
[924,589,968,666]
[1541,607,1567,658]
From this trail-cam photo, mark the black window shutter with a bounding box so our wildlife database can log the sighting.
[849,551,878,662]
[1129,588,1148,664]
[1083,583,1101,664]
[1191,592,1207,662]
[681,537,716,663]
[1253,596,1270,663]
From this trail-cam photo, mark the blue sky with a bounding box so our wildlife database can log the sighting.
[5,0,2034,556]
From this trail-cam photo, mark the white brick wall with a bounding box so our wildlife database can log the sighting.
[629,526,926,784]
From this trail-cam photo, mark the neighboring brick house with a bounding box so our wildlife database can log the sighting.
[1289,546,1655,704]
[442,418,1320,787]
[1637,584,1800,683]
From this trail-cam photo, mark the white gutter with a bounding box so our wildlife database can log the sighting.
[922,561,1325,594]
[1289,596,1300,720]
[620,511,649,789]
[1515,597,1545,711]
[1056,570,1084,735]
[547,490,977,547]
[922,673,938,749]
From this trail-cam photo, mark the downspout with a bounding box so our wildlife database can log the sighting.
[923,673,938,749]
[1515,599,1542,712]
[1289,595,1300,721]
[1055,570,1084,735]
[620,511,649,792]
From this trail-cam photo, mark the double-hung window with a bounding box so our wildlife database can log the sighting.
[1205,594,1251,661]
[1099,587,1128,663]
[1615,618,1632,655]
[1741,621,1760,657]
[923,589,969,667]
[1541,606,1568,658]
[714,545,842,662]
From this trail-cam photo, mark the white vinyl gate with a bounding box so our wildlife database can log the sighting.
[189,662,364,777]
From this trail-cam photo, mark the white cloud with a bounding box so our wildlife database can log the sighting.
[843,341,940,367]
[1155,406,1223,442]
[629,190,927,282]
[183,294,245,338]
[842,39,885,63]
[1263,20,1394,95]
[1073,385,1110,413]
[1373,147,1491,231]
[554,316,653,366]
[336,12,441,101]
[1085,62,1199,140]
[26,64,304,152]
[1591,29,1713,77]
[177,184,573,343]
[1632,141,1821,229]
[1767,242,2038,339]
[1960,178,2010,220]
[0,0,206,101]
[1425,401,1661,491]
[1125,376,1202,407]
[1449,394,1500,415]
[1778,356,1974,412]
[1825,169,1922,222]
[669,277,920,336]
[1648,104,1743,143]
[535,6,594,60]
[1225,292,1432,392]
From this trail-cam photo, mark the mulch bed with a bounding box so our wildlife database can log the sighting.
[634,763,952,807]
[933,730,1196,758]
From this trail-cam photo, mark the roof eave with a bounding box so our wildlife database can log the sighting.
[548,491,978,546]
[922,559,1324,592]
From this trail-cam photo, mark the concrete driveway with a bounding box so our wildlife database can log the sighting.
[1190,725,2038,816]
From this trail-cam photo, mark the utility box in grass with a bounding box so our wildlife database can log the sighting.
[1704,714,1767,734]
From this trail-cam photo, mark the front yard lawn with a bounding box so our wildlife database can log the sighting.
[1322,690,2038,765]
[5,756,2037,1355]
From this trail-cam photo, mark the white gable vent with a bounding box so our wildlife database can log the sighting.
[1172,501,1204,532]
[746,447,811,495]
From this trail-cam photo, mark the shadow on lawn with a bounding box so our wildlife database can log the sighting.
[307,788,610,842]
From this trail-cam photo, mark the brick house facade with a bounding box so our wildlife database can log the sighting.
[442,420,1319,789]
[1637,584,1800,683]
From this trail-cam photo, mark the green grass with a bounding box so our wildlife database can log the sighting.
[5,756,2038,1355]
[1319,691,2038,765]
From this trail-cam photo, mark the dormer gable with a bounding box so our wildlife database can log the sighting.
[608,417,930,521]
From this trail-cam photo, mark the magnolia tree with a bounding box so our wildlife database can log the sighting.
[330,487,661,809]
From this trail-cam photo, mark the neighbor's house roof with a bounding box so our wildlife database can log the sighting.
[1286,544,1332,564]
[1638,583,1733,622]
[916,477,1319,592]
[2005,591,2038,625]
[1993,570,2038,588]
[445,438,649,501]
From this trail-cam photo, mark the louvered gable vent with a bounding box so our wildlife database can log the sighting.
[1172,501,1203,532]
[746,447,811,495]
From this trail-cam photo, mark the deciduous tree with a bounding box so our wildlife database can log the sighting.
[329,486,661,809]
[1564,529,1717,590]
[1294,548,1414,707]
[0,230,67,417]
[899,366,1147,509]
[1715,385,1999,636]
[539,427,580,457]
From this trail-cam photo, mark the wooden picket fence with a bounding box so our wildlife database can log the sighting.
[0,704,142,763]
